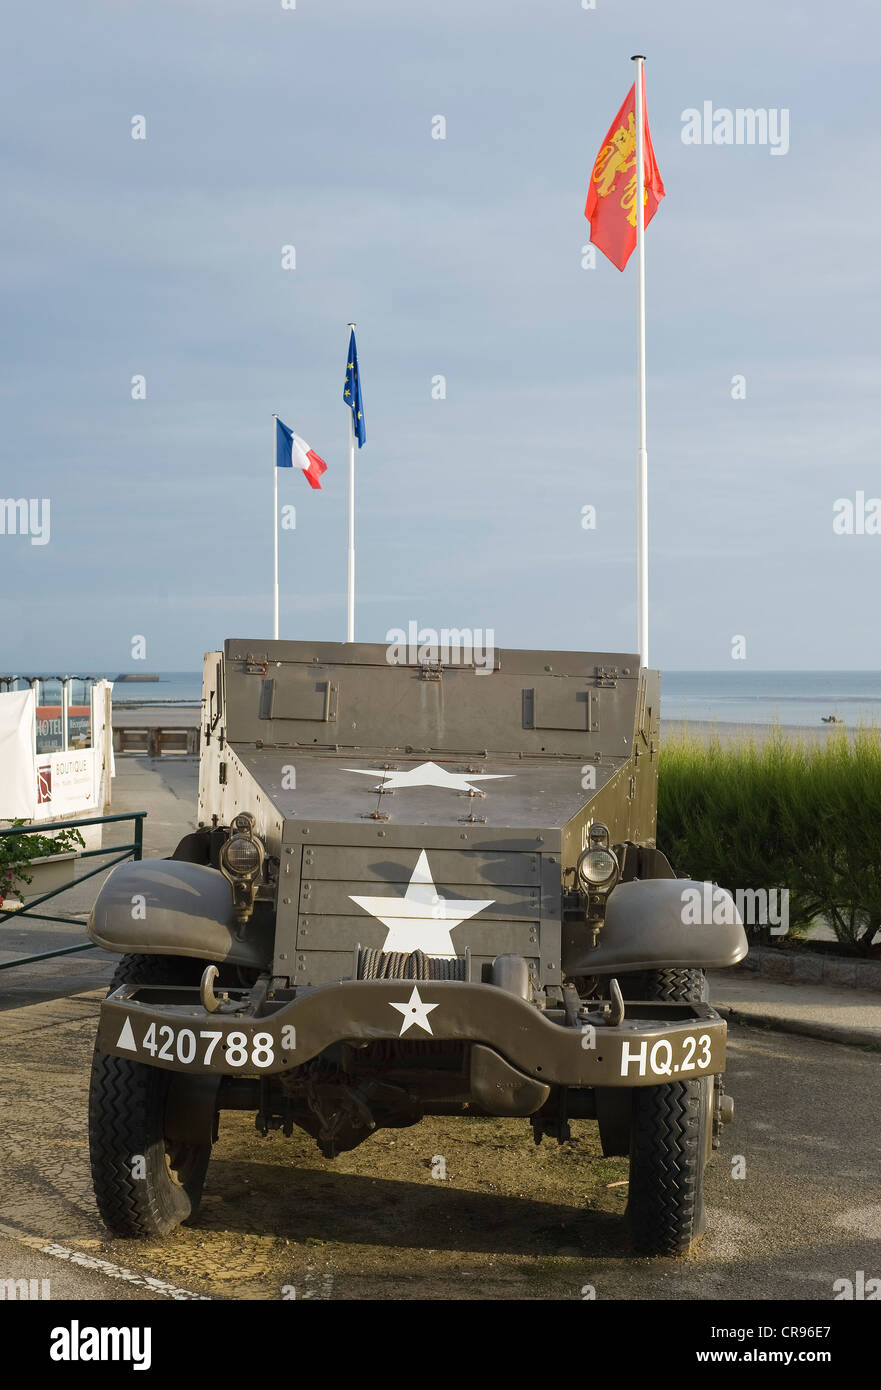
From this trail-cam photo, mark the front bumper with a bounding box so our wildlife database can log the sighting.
[97,978,727,1088]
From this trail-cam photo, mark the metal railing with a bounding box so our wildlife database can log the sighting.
[0,811,145,971]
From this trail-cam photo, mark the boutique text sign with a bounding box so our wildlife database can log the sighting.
[35,749,97,814]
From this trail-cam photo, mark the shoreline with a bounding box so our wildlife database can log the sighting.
[659,718,873,746]
[108,705,869,746]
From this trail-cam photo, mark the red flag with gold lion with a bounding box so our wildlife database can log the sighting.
[585,82,665,271]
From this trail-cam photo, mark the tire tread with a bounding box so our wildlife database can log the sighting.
[88,954,208,1239]
[628,1078,705,1257]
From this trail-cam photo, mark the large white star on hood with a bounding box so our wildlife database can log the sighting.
[346,760,511,793]
[348,850,494,955]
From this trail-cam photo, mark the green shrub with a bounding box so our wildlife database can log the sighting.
[658,730,881,956]
[0,820,85,906]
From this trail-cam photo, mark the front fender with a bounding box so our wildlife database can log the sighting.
[562,877,749,976]
[87,858,272,969]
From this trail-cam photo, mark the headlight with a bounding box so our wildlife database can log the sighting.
[219,814,265,928]
[220,812,263,879]
[576,846,619,893]
[223,835,262,876]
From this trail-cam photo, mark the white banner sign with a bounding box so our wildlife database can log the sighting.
[1,680,114,827]
[0,689,38,819]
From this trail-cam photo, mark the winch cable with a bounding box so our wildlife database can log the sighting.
[357,948,465,981]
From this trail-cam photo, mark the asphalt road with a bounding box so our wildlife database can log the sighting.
[1,758,879,1301]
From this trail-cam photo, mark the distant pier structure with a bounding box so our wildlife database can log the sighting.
[111,706,200,757]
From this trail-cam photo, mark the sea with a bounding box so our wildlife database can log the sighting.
[10,669,881,730]
[660,671,881,728]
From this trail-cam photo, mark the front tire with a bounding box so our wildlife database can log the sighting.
[627,1075,710,1256]
[626,967,712,1256]
[633,967,709,1004]
[88,954,213,1239]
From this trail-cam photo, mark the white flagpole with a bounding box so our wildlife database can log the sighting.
[346,321,356,643]
[632,53,649,670]
[272,414,279,640]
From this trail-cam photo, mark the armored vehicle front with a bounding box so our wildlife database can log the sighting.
[87,639,746,1255]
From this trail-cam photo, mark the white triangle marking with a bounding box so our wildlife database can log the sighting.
[116,1016,137,1052]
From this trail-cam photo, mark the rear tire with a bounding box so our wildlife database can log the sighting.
[88,954,213,1239]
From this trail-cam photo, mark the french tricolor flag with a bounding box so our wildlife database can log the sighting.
[275,416,327,490]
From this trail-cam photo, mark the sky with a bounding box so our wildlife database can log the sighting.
[2,0,879,671]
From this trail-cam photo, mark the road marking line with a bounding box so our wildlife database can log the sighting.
[0,1221,210,1300]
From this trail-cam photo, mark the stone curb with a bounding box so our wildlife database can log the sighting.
[715,1003,881,1051]
[737,945,881,993]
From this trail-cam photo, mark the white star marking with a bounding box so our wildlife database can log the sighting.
[348,850,495,955]
[390,986,439,1036]
[346,759,512,793]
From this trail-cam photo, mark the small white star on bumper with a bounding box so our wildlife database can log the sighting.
[389,986,439,1036]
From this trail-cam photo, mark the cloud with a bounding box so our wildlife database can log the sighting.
[1,0,879,669]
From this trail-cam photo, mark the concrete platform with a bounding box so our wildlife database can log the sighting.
[709,971,881,1049]
[111,705,200,727]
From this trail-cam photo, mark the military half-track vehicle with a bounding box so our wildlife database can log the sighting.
[88,640,747,1256]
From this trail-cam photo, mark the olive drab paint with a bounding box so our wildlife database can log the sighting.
[87,638,747,1257]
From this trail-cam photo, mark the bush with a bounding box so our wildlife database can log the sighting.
[657,730,881,956]
[0,820,85,906]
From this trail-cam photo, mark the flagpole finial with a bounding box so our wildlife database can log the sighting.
[347,321,356,329]
[631,54,646,61]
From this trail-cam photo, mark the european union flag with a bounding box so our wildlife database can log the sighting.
[343,327,366,448]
